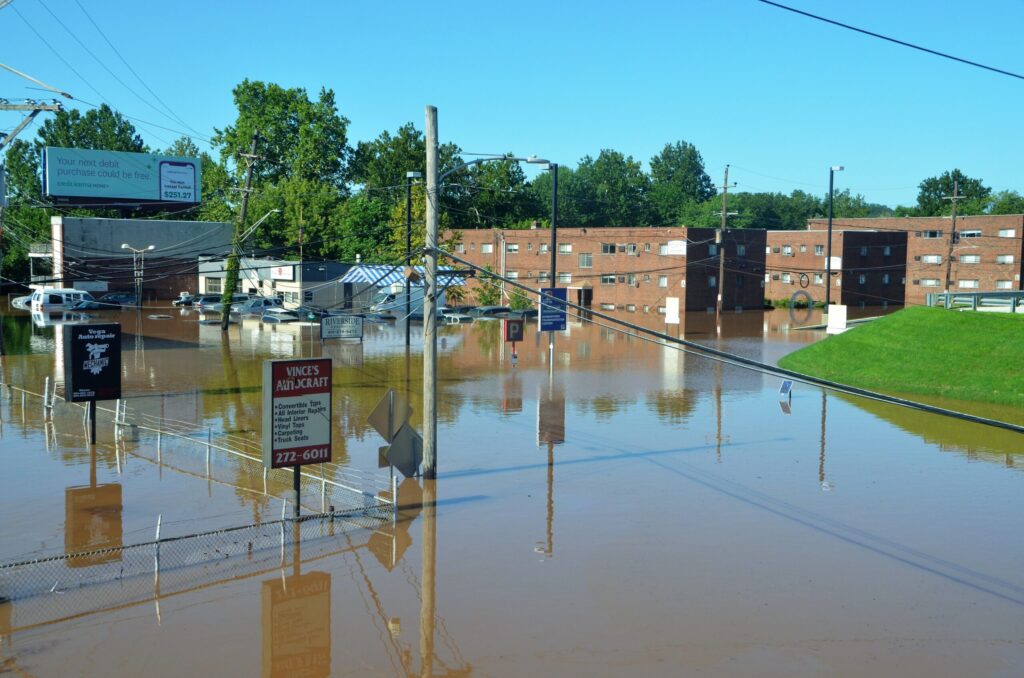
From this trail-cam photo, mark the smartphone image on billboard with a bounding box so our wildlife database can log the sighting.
[159,160,197,203]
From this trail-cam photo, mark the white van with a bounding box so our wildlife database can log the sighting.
[29,287,94,311]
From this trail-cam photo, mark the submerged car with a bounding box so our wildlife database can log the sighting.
[260,307,300,324]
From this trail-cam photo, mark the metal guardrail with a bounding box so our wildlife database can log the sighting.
[926,291,1024,312]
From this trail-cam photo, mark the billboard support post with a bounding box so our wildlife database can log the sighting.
[89,400,96,445]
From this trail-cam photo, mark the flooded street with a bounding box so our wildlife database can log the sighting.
[1,304,1023,677]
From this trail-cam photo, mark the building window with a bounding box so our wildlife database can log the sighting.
[600,303,616,311]
[657,306,666,315]
[601,243,615,254]
[921,254,942,264]
[859,246,868,256]
[882,274,890,285]
[558,243,572,254]
[644,243,652,252]
[883,245,891,256]
[735,274,744,288]
[481,243,494,254]
[782,272,793,284]
[959,254,980,264]
[765,273,771,283]
[782,245,793,256]
[505,243,519,253]
[708,275,717,288]
[626,243,638,255]
[527,242,533,251]
[206,277,222,294]
[557,272,572,283]
[601,275,616,285]
[284,291,299,304]
[539,243,549,254]
[958,279,979,289]
[626,274,637,286]
[507,271,518,279]
[799,244,807,253]
[455,243,465,253]
[960,229,982,239]
[814,245,824,256]
[736,244,747,256]
[658,275,668,288]
[858,274,867,285]
[708,244,718,256]
[626,304,636,312]
[659,243,668,255]
[919,278,941,287]
[537,271,550,282]
[643,274,651,283]
[303,290,314,302]
[643,305,650,313]
[998,229,1017,238]
[579,252,593,268]
[996,254,1015,264]
[921,230,943,239]
[813,273,823,285]
[470,242,476,251]
[996,280,1013,289]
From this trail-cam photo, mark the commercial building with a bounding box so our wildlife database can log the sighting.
[198,257,350,309]
[50,215,233,300]
[450,226,767,316]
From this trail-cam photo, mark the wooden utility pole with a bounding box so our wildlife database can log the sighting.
[715,165,734,319]
[942,180,962,300]
[423,106,438,478]
[221,133,260,331]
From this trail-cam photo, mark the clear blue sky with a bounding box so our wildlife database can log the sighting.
[3,0,1023,207]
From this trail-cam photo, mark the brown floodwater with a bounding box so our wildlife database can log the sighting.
[1,302,1023,677]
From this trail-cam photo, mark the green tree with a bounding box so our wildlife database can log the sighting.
[331,193,392,263]
[572,149,652,227]
[648,140,715,225]
[987,190,1024,215]
[474,265,502,306]
[351,122,462,200]
[915,169,990,216]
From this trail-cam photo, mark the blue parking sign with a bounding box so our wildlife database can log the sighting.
[539,288,567,332]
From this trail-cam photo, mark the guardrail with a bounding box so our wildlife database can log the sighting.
[926,291,1024,312]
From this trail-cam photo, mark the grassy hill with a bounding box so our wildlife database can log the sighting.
[778,306,1024,407]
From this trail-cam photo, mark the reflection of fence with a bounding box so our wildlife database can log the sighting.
[0,509,389,632]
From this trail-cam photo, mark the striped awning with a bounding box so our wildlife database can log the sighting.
[337,264,465,287]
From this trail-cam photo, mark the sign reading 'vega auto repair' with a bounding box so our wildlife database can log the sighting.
[261,358,333,469]
[63,324,121,402]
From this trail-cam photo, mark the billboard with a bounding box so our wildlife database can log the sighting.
[262,358,333,469]
[42,147,201,207]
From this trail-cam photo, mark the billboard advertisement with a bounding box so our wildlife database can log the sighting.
[63,323,122,402]
[42,147,201,207]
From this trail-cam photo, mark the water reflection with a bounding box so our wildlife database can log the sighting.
[261,570,332,678]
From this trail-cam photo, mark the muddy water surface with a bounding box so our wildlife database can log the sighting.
[1,305,1022,677]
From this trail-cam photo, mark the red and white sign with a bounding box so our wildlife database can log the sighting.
[262,358,332,469]
[270,265,295,281]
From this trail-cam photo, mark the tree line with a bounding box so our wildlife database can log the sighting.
[3,79,1021,282]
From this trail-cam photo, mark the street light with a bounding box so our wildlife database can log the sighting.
[824,165,844,312]
[121,243,155,308]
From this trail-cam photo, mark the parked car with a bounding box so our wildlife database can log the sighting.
[30,288,94,311]
[260,307,300,324]
[172,292,196,306]
[71,300,112,311]
[96,292,138,307]
[468,305,511,319]
[195,293,249,312]
[232,296,283,315]
[10,295,31,310]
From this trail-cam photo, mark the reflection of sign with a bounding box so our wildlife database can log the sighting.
[262,358,332,469]
[503,318,525,342]
[63,324,121,402]
[537,389,566,445]
[43,147,200,206]
[271,266,295,281]
[65,484,122,567]
[321,315,362,340]
[539,287,567,332]
[262,572,331,678]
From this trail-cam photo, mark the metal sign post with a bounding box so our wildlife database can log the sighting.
[262,358,333,517]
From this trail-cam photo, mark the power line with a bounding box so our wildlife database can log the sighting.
[757,0,1024,81]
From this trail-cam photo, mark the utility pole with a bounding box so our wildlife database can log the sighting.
[715,165,736,320]
[423,106,438,479]
[221,133,260,331]
[942,180,962,301]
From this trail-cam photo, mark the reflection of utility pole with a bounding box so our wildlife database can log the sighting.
[419,479,437,678]
[819,390,827,485]
[715,361,723,463]
[545,441,554,556]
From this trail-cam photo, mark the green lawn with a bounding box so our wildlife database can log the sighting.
[778,306,1024,407]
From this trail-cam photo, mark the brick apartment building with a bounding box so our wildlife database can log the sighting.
[807,215,1024,306]
[449,226,767,316]
[764,229,908,307]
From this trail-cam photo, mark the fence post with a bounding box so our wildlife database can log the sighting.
[154,514,162,585]
[43,377,50,418]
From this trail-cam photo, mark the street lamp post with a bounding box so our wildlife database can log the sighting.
[405,171,422,347]
[824,165,844,313]
[541,162,559,357]
[121,243,155,308]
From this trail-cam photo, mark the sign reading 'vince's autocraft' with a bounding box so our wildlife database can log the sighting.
[63,323,121,402]
[262,358,333,469]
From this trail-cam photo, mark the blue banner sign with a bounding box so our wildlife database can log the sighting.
[539,287,567,332]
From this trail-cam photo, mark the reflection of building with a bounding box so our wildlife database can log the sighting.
[764,230,908,307]
[451,226,768,314]
[50,216,233,300]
